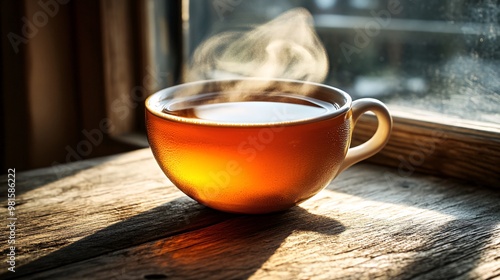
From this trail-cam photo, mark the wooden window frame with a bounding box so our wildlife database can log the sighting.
[1,0,182,171]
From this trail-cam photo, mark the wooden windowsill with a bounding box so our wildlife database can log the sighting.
[353,107,500,189]
[1,148,498,279]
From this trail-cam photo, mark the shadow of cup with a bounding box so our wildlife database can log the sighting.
[147,207,345,279]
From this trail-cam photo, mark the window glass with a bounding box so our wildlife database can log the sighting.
[188,0,499,124]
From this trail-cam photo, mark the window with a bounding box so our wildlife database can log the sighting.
[187,0,499,124]
[182,0,499,187]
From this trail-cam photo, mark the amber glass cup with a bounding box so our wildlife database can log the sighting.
[145,78,392,214]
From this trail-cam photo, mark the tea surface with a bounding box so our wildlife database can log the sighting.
[162,94,338,124]
[196,102,329,123]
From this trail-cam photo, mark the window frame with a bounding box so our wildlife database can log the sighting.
[0,0,154,171]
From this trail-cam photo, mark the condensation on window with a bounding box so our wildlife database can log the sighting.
[188,0,499,123]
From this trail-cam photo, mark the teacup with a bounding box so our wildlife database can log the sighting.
[145,78,392,214]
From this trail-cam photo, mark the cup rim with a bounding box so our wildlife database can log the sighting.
[145,78,352,127]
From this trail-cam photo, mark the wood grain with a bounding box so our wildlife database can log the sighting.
[1,149,499,279]
[352,108,500,189]
[101,0,139,136]
[0,150,235,279]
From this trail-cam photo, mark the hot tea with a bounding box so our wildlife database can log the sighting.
[145,79,392,214]
[146,93,350,213]
[163,93,338,123]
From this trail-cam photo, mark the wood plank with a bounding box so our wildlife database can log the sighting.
[352,108,500,189]
[1,148,499,279]
[100,0,139,137]
[24,0,80,169]
[0,149,236,279]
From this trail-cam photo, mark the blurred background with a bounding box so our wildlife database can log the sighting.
[1,0,499,172]
[189,0,499,122]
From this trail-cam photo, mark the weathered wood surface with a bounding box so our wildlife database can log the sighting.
[1,148,499,279]
[352,108,500,189]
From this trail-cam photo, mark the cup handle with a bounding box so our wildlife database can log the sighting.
[338,98,393,173]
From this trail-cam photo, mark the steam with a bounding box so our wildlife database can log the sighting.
[188,8,329,84]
